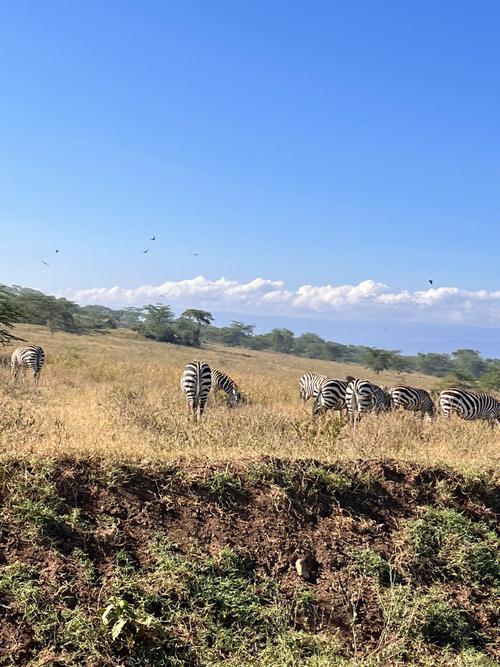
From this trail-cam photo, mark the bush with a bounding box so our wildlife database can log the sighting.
[406,508,499,585]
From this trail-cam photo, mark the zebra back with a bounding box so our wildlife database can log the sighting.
[312,378,349,415]
[346,379,390,421]
[439,389,500,423]
[299,373,328,402]
[390,385,435,416]
[11,345,45,381]
[211,369,241,406]
[180,361,212,419]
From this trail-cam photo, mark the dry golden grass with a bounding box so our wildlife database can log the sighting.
[0,324,498,468]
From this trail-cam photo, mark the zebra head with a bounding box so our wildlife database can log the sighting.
[228,388,242,407]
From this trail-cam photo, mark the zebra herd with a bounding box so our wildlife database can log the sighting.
[300,371,499,426]
[4,345,499,426]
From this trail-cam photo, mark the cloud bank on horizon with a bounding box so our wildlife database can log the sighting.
[67,276,500,326]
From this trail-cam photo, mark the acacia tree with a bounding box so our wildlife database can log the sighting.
[0,286,23,346]
[362,348,398,374]
[180,309,214,346]
[137,304,176,342]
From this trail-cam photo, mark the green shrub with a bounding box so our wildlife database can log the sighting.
[204,470,244,506]
[352,548,394,584]
[406,508,499,585]
[420,600,473,648]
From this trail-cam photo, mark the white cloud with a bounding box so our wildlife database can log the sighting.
[66,276,500,325]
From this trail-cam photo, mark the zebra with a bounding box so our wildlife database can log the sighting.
[299,373,328,402]
[180,361,212,420]
[439,389,500,425]
[11,345,45,385]
[312,378,350,416]
[211,369,242,407]
[390,385,435,417]
[346,379,391,424]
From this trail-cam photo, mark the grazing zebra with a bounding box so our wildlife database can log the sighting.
[299,373,328,402]
[180,361,212,420]
[11,345,45,384]
[439,389,500,425]
[211,369,241,407]
[346,379,391,424]
[390,385,435,417]
[312,378,350,416]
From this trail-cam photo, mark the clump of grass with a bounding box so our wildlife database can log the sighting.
[247,460,353,503]
[420,599,474,649]
[2,466,89,545]
[294,587,318,614]
[0,560,101,663]
[351,548,395,584]
[405,507,499,585]
[203,469,245,506]
[100,542,286,664]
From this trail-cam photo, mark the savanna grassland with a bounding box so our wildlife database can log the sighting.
[0,324,498,467]
[0,325,498,666]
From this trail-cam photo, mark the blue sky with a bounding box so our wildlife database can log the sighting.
[0,1,499,338]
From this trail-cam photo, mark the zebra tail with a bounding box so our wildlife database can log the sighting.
[350,388,359,430]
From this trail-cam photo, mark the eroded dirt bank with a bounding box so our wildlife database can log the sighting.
[0,457,498,666]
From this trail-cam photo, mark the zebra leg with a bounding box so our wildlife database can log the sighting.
[10,362,18,383]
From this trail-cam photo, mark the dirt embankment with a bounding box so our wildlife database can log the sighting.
[0,457,499,666]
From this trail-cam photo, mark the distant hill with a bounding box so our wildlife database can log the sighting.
[211,310,500,357]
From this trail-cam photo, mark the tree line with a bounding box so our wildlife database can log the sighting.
[1,285,498,389]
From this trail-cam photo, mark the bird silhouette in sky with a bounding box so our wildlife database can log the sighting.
[142,250,149,254]
[193,252,199,256]
[428,279,434,286]
[41,260,50,266]
[55,249,59,254]
[150,236,155,241]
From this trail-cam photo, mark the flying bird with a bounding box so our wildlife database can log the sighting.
[428,279,434,286]
[142,249,150,254]
[41,260,50,266]
[150,236,155,241]
[55,249,59,254]
[193,252,199,256]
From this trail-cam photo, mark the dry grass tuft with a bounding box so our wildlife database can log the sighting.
[0,325,498,469]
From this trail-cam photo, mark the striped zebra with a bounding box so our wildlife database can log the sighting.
[312,378,350,416]
[439,389,499,425]
[11,345,45,385]
[180,361,212,420]
[211,369,241,407]
[299,373,328,402]
[390,385,435,417]
[346,379,391,424]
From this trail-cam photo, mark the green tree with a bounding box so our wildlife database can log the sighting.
[269,328,295,353]
[173,317,200,346]
[322,341,347,361]
[478,360,500,391]
[293,333,326,359]
[220,321,255,347]
[388,353,415,374]
[119,307,144,328]
[0,286,23,345]
[137,304,175,342]
[451,349,487,380]
[415,352,453,377]
[181,309,214,346]
[362,348,397,374]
